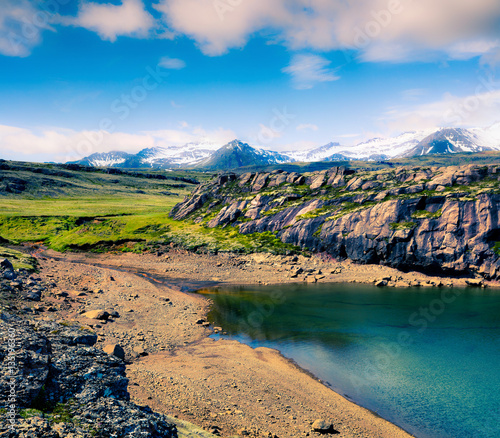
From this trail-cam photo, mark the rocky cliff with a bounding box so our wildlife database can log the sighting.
[170,164,500,279]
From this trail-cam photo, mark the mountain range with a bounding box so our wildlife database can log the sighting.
[70,124,500,170]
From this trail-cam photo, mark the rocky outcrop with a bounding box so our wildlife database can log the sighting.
[0,313,177,438]
[170,164,500,278]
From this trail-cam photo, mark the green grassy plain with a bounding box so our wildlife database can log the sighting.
[0,161,298,254]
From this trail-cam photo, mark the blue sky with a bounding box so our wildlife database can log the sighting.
[1,0,500,162]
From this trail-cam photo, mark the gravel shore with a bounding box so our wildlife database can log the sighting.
[21,247,479,437]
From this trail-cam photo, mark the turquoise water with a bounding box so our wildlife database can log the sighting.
[199,283,500,438]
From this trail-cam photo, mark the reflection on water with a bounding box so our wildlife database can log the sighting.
[198,283,500,438]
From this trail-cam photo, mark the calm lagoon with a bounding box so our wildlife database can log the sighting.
[199,283,500,438]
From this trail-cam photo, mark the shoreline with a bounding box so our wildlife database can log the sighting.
[22,246,488,437]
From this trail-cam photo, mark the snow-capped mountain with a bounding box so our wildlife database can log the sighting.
[340,130,435,160]
[471,122,500,149]
[136,140,221,167]
[402,128,495,157]
[283,131,434,162]
[69,124,500,170]
[291,127,500,161]
[195,140,292,170]
[284,142,341,162]
[72,151,134,167]
[70,141,222,169]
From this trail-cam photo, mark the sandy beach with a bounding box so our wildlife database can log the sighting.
[25,247,480,438]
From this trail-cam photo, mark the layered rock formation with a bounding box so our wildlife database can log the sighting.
[170,164,500,278]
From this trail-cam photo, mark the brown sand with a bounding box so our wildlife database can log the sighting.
[27,247,471,437]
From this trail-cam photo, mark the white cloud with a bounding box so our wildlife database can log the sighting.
[0,125,155,162]
[296,123,319,131]
[2,0,500,64]
[381,87,500,133]
[69,0,155,42]
[154,0,289,56]
[481,47,500,68]
[5,0,500,64]
[282,54,339,89]
[153,0,500,62]
[0,124,236,162]
[0,0,55,57]
[159,56,186,70]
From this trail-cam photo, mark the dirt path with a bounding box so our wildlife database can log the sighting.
[26,248,464,437]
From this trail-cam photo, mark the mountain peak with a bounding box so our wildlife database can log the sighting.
[225,139,247,148]
[196,140,290,170]
[68,124,500,169]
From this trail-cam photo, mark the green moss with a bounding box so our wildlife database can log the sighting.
[297,205,338,220]
[0,246,38,271]
[313,224,323,238]
[493,242,500,256]
[411,209,442,219]
[390,221,417,230]
[20,409,44,419]
[50,402,74,424]
[326,201,377,221]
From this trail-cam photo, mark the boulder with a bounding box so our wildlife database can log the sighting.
[133,346,148,357]
[310,173,326,190]
[103,344,125,360]
[0,316,176,437]
[466,279,484,287]
[0,258,14,271]
[238,172,255,186]
[83,310,110,320]
[252,173,270,192]
[312,419,337,434]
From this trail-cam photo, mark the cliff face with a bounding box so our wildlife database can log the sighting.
[170,164,500,278]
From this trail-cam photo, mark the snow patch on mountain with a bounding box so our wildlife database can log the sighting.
[137,141,221,167]
[69,123,500,169]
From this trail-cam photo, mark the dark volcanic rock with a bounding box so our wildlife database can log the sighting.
[0,314,49,408]
[0,314,177,438]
